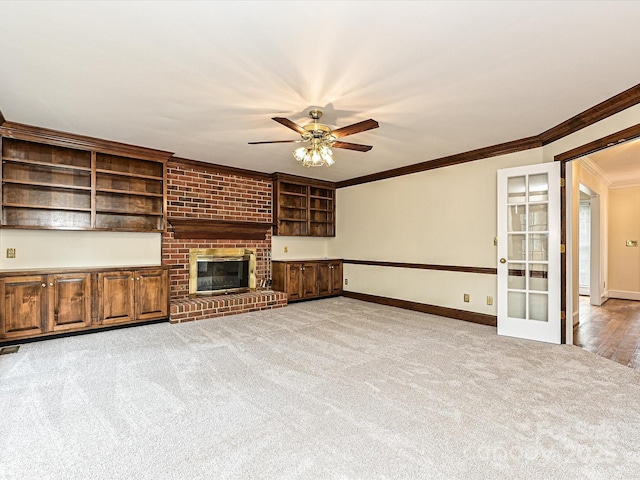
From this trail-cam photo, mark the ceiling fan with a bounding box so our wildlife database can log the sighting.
[248,109,379,167]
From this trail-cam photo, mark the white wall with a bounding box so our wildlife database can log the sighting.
[608,186,640,299]
[0,230,161,270]
[569,160,609,324]
[328,148,544,315]
[271,235,328,261]
[331,103,640,319]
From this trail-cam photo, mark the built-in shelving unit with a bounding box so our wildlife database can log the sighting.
[272,173,335,237]
[0,123,171,232]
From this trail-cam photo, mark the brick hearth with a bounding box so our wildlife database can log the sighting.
[170,291,287,323]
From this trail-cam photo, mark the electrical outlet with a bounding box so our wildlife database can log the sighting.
[6,248,16,259]
[487,296,493,306]
[344,278,349,285]
[463,293,470,303]
[283,246,288,253]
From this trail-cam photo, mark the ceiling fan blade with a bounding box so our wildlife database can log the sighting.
[332,141,373,152]
[330,119,379,138]
[248,139,301,145]
[272,117,307,135]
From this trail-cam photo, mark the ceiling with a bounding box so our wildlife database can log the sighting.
[1,1,640,183]
[585,138,640,187]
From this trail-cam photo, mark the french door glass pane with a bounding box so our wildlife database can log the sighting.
[529,233,548,261]
[508,234,526,261]
[508,205,526,232]
[507,176,526,204]
[529,293,549,322]
[529,173,548,202]
[529,264,548,292]
[508,263,526,290]
[528,204,548,231]
[508,291,526,319]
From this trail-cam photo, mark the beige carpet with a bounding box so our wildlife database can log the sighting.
[1,297,639,479]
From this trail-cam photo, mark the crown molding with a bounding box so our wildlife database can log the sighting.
[337,136,541,188]
[0,121,174,161]
[577,155,613,186]
[339,82,640,189]
[539,83,640,146]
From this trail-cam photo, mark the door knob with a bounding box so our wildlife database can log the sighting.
[500,258,507,264]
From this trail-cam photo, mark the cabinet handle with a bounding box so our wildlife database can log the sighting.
[131,277,134,281]
[49,283,53,286]
[41,283,46,288]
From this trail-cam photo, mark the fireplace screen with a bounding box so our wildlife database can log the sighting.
[189,248,257,297]
[197,256,249,294]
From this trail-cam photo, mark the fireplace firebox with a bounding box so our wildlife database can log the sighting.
[189,248,256,297]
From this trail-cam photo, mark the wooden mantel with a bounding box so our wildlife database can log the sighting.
[168,218,272,240]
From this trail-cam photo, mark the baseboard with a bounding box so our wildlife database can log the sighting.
[342,291,497,327]
[608,290,640,301]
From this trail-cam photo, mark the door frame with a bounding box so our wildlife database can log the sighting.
[557,122,640,344]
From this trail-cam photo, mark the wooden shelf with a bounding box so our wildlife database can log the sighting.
[1,131,169,232]
[96,208,163,216]
[3,203,91,212]
[95,187,163,197]
[272,173,335,237]
[95,169,163,181]
[279,191,307,197]
[3,157,92,172]
[3,179,92,191]
[168,218,272,240]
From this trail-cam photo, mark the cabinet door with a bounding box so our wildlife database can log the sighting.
[330,262,343,294]
[287,263,304,301]
[301,263,318,298]
[135,269,168,321]
[0,276,47,339]
[48,273,92,332]
[317,262,331,296]
[98,271,135,325]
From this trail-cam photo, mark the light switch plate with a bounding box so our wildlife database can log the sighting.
[6,248,16,258]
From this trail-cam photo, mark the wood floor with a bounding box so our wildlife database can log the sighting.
[574,296,640,371]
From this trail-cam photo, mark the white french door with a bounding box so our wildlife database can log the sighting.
[497,162,561,344]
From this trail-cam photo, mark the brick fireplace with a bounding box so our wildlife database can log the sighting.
[162,159,287,323]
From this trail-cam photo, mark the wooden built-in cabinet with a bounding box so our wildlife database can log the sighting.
[0,124,170,232]
[0,266,169,343]
[317,261,343,297]
[272,260,342,302]
[272,173,335,237]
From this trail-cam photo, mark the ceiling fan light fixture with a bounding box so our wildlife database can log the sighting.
[252,108,378,167]
[293,146,307,162]
[294,144,335,167]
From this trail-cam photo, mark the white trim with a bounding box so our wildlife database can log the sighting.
[608,290,640,301]
[580,156,613,186]
[608,179,640,189]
